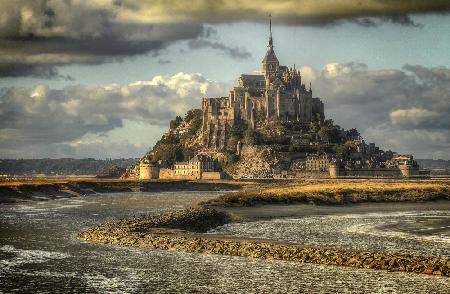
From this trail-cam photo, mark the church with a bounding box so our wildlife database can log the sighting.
[201,18,325,149]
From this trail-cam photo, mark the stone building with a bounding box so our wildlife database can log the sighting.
[202,18,325,149]
[305,154,331,171]
[174,155,215,179]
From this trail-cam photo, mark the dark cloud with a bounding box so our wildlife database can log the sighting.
[0,1,204,78]
[158,59,171,65]
[117,0,449,27]
[348,15,421,27]
[1,1,448,78]
[386,15,422,27]
[188,39,252,59]
[301,62,450,158]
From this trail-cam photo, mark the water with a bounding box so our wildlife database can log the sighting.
[213,210,450,258]
[0,191,449,293]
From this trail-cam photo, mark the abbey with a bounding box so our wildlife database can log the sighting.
[201,19,325,149]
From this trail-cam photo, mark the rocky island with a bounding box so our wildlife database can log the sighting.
[122,21,425,181]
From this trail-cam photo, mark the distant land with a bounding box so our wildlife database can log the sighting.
[416,159,450,170]
[0,158,139,177]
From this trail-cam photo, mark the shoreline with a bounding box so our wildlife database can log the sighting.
[0,179,246,204]
[76,205,450,277]
[203,179,450,207]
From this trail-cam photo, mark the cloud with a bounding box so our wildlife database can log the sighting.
[0,72,231,157]
[0,0,204,78]
[115,0,449,26]
[304,62,450,158]
[1,1,448,78]
[364,126,450,160]
[0,139,146,159]
[390,108,440,127]
[1,64,449,159]
[188,39,252,59]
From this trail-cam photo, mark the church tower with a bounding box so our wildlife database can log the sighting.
[262,15,279,79]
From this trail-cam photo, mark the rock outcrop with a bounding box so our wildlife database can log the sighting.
[224,146,280,178]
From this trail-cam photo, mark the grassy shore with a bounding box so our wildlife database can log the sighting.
[202,179,450,206]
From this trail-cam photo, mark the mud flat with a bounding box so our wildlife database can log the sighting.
[0,180,244,204]
[77,207,450,277]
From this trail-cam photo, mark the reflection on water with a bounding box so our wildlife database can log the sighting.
[1,192,449,293]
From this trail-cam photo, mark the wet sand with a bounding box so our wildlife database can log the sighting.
[215,200,450,221]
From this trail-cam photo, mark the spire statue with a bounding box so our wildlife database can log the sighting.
[269,14,273,48]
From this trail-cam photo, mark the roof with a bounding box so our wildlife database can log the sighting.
[175,154,214,166]
[262,47,278,63]
[240,74,264,80]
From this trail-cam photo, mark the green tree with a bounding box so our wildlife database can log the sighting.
[318,127,330,142]
[243,129,260,145]
[186,110,202,137]
[323,119,334,128]
[170,116,183,129]
[254,108,266,122]
[309,121,320,133]
[318,126,341,144]
[184,109,202,122]
[152,143,183,166]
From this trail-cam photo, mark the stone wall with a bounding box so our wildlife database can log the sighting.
[201,172,223,180]
[158,168,175,179]
[329,166,417,178]
[294,171,329,178]
[159,168,202,180]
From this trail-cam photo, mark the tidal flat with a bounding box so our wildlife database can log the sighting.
[77,180,450,282]
[2,181,450,293]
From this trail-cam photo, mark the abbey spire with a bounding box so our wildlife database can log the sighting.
[262,14,279,78]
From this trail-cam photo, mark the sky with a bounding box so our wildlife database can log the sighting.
[0,0,449,159]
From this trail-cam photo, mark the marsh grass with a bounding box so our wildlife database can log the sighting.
[203,180,450,206]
